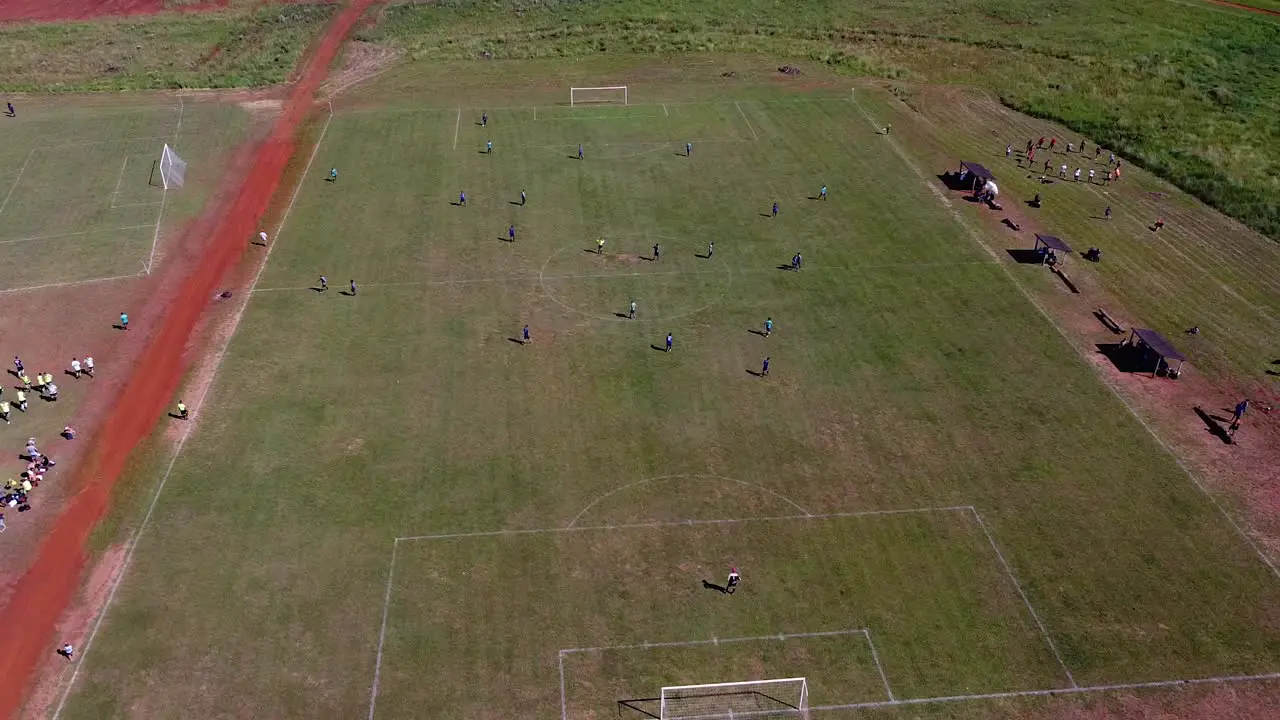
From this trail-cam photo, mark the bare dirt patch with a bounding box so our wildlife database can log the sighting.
[319,40,404,100]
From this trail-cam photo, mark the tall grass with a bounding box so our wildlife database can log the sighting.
[0,4,336,92]
[370,0,1280,241]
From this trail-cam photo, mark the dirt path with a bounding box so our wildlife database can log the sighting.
[0,0,228,23]
[0,1,378,717]
[1203,0,1280,17]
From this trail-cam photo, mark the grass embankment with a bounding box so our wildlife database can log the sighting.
[367,0,1280,242]
[0,3,335,92]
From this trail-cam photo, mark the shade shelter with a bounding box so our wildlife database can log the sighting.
[958,161,996,191]
[1033,234,1073,266]
[1126,328,1188,378]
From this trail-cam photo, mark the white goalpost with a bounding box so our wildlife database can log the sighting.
[158,143,187,189]
[660,678,809,720]
[570,85,628,106]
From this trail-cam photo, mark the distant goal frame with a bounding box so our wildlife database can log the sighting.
[570,86,629,106]
[660,677,810,720]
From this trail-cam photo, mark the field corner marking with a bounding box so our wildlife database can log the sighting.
[368,538,400,720]
[847,91,1280,582]
[862,628,895,701]
[968,507,1077,688]
[734,101,760,141]
[50,101,336,720]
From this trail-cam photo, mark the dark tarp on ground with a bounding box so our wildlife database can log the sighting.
[1034,234,1074,254]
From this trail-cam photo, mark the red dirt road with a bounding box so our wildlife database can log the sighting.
[0,1,377,717]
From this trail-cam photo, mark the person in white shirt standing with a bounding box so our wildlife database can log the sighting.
[83,356,94,378]
[70,358,81,379]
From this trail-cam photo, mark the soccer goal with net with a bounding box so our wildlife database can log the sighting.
[570,86,628,106]
[660,678,809,720]
[158,143,187,189]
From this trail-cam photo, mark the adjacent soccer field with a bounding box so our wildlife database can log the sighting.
[57,75,1280,719]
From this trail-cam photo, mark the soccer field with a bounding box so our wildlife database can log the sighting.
[55,74,1280,719]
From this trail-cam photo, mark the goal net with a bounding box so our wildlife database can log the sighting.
[159,143,187,189]
[660,678,809,720]
[570,86,628,106]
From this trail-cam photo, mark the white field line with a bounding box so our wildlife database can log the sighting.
[34,134,174,151]
[534,113,666,122]
[863,629,894,701]
[0,272,143,296]
[813,671,1280,712]
[558,652,568,720]
[251,260,998,294]
[396,505,973,543]
[848,96,1280,580]
[565,473,812,529]
[560,628,870,655]
[734,101,760,141]
[452,108,461,150]
[51,105,335,720]
[970,508,1076,688]
[335,96,849,117]
[0,148,36,215]
[144,99,184,274]
[0,224,154,247]
[368,540,399,720]
[109,157,129,209]
[663,103,669,117]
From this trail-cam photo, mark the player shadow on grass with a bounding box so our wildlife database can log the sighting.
[339,290,356,297]
[701,580,729,593]
[745,368,765,377]
[1193,406,1234,445]
[650,344,667,352]
[509,337,527,345]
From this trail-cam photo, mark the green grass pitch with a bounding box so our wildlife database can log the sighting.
[59,84,1280,719]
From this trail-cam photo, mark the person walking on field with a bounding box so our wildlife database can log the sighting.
[0,401,9,424]
[761,357,770,376]
[319,275,328,292]
[57,643,74,661]
[629,300,637,319]
[665,332,673,352]
[16,390,26,412]
[652,243,661,261]
[176,401,188,419]
[522,325,531,344]
[764,317,773,336]
[819,185,827,200]
[70,358,81,379]
[482,112,488,127]
[596,238,605,254]
[349,279,358,295]
[119,312,129,330]
[686,142,692,157]
[707,241,714,258]
[520,189,527,206]
[508,225,516,242]
[13,356,22,377]
[726,567,740,594]
[83,356,94,377]
[772,201,779,218]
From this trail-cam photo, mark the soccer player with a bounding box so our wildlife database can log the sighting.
[509,225,516,242]
[0,401,9,424]
[257,230,268,246]
[16,390,26,412]
[1153,218,1165,231]
[764,317,773,336]
[19,373,30,390]
[520,189,527,206]
[1074,168,1081,182]
[629,300,637,319]
[1028,148,1035,164]
[319,275,328,292]
[1049,137,1057,150]
[652,243,661,261]
[1109,153,1116,166]
[329,167,338,182]
[726,567,740,593]
[596,238,605,254]
[1067,142,1074,153]
[177,400,188,419]
[459,191,467,206]
[522,325,531,344]
[1037,136,1045,148]
[883,124,891,135]
[349,279,358,295]
[1104,206,1112,220]
[772,201,779,217]
[686,142,692,156]
[487,140,493,154]
[761,357,770,376]
[1006,144,1012,158]
[707,241,714,258]
[1042,159,1051,175]
[820,185,827,200]
[665,332,673,352]
[58,643,74,662]
[1059,164,1067,179]
[1088,169,1096,183]
[578,144,584,160]
[481,111,488,127]
[13,356,22,376]
[119,312,129,330]
[5,102,13,117]
[70,358,81,379]
[83,356,94,377]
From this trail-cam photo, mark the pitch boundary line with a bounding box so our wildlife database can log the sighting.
[734,101,760,141]
[812,671,1280,711]
[848,94,1280,580]
[565,473,813,529]
[335,96,852,117]
[0,272,144,296]
[50,103,336,720]
[0,224,155,247]
[109,157,129,209]
[31,134,175,151]
[453,108,461,150]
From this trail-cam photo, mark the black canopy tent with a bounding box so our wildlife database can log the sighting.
[958,161,996,191]
[1126,328,1188,378]
[1033,233,1073,266]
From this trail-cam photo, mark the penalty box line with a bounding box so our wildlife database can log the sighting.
[369,504,1069,718]
[558,628,895,715]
